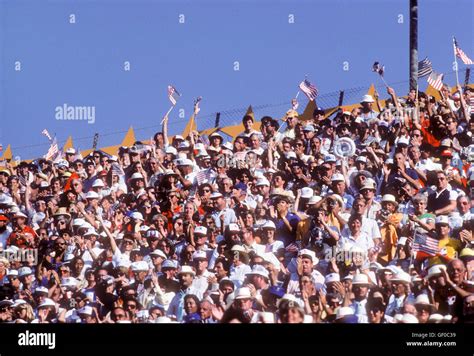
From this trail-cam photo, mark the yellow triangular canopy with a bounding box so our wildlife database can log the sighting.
[182,114,197,139]
[1,144,12,161]
[121,126,136,147]
[63,136,74,152]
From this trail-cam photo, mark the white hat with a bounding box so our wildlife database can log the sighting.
[130,261,149,272]
[178,141,190,149]
[351,274,370,286]
[32,286,48,295]
[155,316,173,324]
[426,265,446,280]
[401,313,419,324]
[209,132,223,139]
[246,265,269,280]
[303,125,315,132]
[192,250,208,261]
[194,226,208,235]
[435,215,449,225]
[130,212,144,221]
[235,287,253,300]
[258,312,275,323]
[150,249,167,260]
[130,172,144,180]
[84,228,99,237]
[6,269,18,277]
[286,151,297,160]
[336,307,355,320]
[210,192,223,199]
[92,179,105,188]
[428,314,444,323]
[361,94,375,103]
[262,220,276,230]
[414,294,435,310]
[397,236,408,246]
[277,293,302,308]
[165,146,178,155]
[73,218,85,227]
[256,178,270,187]
[57,159,69,168]
[228,223,240,232]
[308,196,322,205]
[382,194,397,204]
[298,249,318,265]
[61,277,78,288]
[390,271,412,284]
[85,191,99,200]
[325,273,340,284]
[13,211,28,219]
[38,298,56,309]
[300,187,313,199]
[66,148,76,155]
[178,265,195,276]
[360,180,376,191]
[174,135,185,141]
[18,266,33,277]
[177,158,193,166]
[221,142,234,151]
[331,173,345,182]
[117,259,132,269]
[324,154,337,163]
[397,137,410,146]
[78,306,93,316]
[356,156,368,163]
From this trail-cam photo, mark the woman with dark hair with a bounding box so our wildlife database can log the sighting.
[183,294,201,323]
[68,256,85,279]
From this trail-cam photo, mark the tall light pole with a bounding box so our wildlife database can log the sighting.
[409,0,418,91]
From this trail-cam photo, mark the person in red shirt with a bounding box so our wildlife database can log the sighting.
[7,212,37,249]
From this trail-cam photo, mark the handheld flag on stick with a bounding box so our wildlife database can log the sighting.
[44,136,59,161]
[427,71,444,91]
[417,57,433,78]
[453,37,473,65]
[298,78,318,101]
[372,62,388,87]
[412,232,439,261]
[41,129,53,142]
[194,96,202,115]
[161,85,181,124]
[167,85,181,105]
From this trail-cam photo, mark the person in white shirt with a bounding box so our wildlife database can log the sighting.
[349,274,371,323]
[385,272,414,317]
[190,251,213,297]
[339,214,375,254]
[260,221,284,253]
[228,245,251,288]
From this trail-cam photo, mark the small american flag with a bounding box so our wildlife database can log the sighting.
[167,85,181,105]
[41,129,53,142]
[372,62,385,76]
[417,57,433,78]
[196,168,214,184]
[299,78,318,101]
[454,37,473,65]
[412,232,439,260]
[427,71,444,91]
[44,136,59,161]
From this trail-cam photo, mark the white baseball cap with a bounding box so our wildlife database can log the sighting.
[194,226,208,236]
[300,187,313,199]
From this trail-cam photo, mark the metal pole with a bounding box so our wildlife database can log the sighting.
[409,0,418,91]
[215,112,221,128]
[338,90,345,107]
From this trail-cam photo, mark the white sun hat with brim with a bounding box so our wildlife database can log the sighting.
[390,271,412,285]
[130,261,149,272]
[234,287,253,300]
[351,274,370,286]
[276,293,302,308]
[426,264,447,280]
[178,265,195,276]
[361,94,375,103]
[335,307,355,320]
[150,249,167,260]
[400,313,419,323]
[298,249,318,265]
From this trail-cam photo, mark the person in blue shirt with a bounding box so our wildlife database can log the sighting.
[272,195,300,248]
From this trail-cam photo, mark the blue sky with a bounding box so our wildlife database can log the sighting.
[1,0,473,159]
